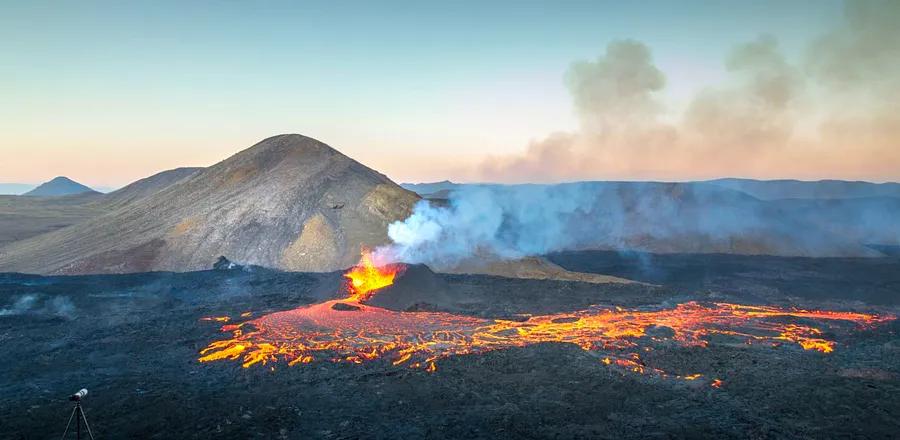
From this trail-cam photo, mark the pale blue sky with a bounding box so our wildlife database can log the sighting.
[1,0,846,186]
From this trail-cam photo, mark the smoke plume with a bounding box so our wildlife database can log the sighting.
[480,0,900,182]
[379,1,900,267]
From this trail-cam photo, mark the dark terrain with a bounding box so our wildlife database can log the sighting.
[548,250,900,306]
[1,253,898,439]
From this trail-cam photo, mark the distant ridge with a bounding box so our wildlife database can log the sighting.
[403,178,900,201]
[3,142,899,274]
[400,180,458,196]
[707,178,900,200]
[0,183,36,195]
[23,177,98,197]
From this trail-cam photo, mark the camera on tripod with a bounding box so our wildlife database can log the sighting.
[62,388,94,439]
[69,389,88,402]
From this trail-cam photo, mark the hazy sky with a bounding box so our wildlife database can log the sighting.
[2,0,896,187]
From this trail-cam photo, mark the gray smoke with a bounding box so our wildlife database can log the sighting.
[0,294,76,319]
[0,295,38,316]
[480,0,900,182]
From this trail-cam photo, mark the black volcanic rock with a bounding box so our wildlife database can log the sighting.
[550,316,580,324]
[363,264,454,312]
[213,256,241,271]
[331,302,361,311]
[23,176,97,197]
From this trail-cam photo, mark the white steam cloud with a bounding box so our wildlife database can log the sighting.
[376,182,900,267]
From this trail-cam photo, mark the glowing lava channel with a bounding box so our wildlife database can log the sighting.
[199,250,894,377]
[199,299,893,375]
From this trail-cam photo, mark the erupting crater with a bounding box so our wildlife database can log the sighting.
[199,251,895,381]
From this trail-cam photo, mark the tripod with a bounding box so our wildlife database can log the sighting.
[60,399,95,440]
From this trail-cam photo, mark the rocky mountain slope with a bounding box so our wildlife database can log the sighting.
[0,168,201,248]
[0,193,105,247]
[100,167,202,209]
[0,135,419,274]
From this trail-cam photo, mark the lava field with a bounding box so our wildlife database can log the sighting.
[1,252,899,439]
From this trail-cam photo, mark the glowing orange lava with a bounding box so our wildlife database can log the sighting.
[200,316,231,323]
[199,298,893,380]
[343,250,403,302]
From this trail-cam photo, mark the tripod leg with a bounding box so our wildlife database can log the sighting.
[76,405,80,440]
[60,406,77,440]
[79,407,96,440]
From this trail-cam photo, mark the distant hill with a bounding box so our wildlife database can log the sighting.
[708,178,900,200]
[0,135,420,274]
[403,178,900,201]
[0,168,200,247]
[0,183,36,195]
[23,177,98,197]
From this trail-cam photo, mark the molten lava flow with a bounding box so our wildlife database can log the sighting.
[200,316,231,323]
[343,250,402,302]
[199,298,894,380]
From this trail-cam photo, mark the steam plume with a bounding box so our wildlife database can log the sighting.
[376,181,900,267]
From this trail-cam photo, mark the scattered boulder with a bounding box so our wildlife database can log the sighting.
[492,314,531,322]
[213,256,241,271]
[551,316,580,324]
[645,325,676,338]
[331,302,361,312]
[404,302,439,312]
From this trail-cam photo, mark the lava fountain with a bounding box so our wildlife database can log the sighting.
[342,249,403,302]
[199,252,895,380]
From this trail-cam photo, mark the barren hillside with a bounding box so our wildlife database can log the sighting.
[0,135,419,274]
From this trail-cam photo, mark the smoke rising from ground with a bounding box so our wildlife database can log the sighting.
[377,182,900,268]
[380,185,592,267]
[0,294,76,319]
[480,0,900,182]
[376,1,900,268]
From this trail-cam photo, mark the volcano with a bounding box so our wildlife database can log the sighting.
[0,135,420,274]
[23,176,98,197]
